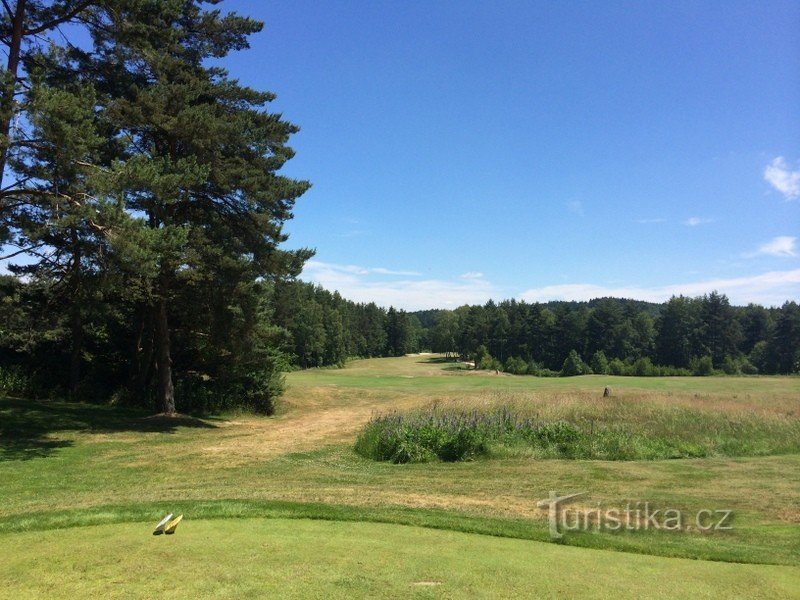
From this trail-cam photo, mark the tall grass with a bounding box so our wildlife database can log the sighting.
[354,396,800,463]
[0,365,32,396]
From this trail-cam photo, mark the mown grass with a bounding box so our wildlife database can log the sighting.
[4,518,799,600]
[285,355,800,399]
[355,397,800,463]
[1,354,799,593]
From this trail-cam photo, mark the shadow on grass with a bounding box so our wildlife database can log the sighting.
[0,397,216,462]
[417,356,461,364]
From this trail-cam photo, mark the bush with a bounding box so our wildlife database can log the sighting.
[608,358,627,376]
[740,359,759,375]
[590,351,610,375]
[473,345,490,369]
[691,355,715,376]
[526,360,543,376]
[749,341,768,374]
[632,357,655,377]
[722,356,740,375]
[538,368,560,377]
[0,365,29,395]
[504,356,528,375]
[561,350,589,376]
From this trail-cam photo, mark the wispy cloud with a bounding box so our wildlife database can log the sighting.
[744,236,798,258]
[301,260,496,310]
[518,269,800,307]
[337,229,370,238]
[303,261,421,278]
[685,217,713,227]
[304,261,800,310]
[635,218,667,224]
[370,267,421,276]
[566,200,584,217]
[764,156,800,200]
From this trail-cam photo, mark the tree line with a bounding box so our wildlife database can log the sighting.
[272,280,424,368]
[0,272,426,410]
[424,294,800,376]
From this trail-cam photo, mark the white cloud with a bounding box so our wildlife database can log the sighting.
[745,236,797,258]
[303,261,420,277]
[685,217,712,227]
[301,260,496,310]
[370,267,422,276]
[302,260,799,310]
[337,229,369,239]
[518,269,800,307]
[764,156,800,200]
[635,218,667,224]
[567,200,584,217]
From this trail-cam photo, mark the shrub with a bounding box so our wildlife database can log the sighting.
[0,365,29,395]
[632,357,655,377]
[561,350,589,376]
[691,355,715,376]
[526,360,543,376]
[504,356,528,375]
[608,358,627,376]
[740,359,759,375]
[473,345,491,369]
[722,356,740,375]
[538,368,560,377]
[590,351,610,375]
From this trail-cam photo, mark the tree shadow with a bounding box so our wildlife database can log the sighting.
[0,397,216,462]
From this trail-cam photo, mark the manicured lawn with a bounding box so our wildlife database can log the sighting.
[1,355,798,596]
[2,518,799,599]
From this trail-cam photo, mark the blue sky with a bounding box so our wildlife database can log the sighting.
[226,0,800,309]
[7,1,800,309]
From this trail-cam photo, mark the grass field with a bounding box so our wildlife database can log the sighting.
[1,355,799,598]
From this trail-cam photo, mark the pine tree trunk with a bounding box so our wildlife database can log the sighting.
[131,305,154,399]
[69,229,83,395]
[69,303,83,395]
[0,0,27,187]
[155,295,175,415]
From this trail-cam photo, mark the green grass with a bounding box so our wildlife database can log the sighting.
[2,518,799,599]
[1,355,799,596]
[1,497,796,567]
[286,355,799,396]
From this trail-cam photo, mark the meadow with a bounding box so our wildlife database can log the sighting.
[1,355,799,598]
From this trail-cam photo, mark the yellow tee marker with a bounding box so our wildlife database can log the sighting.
[164,514,183,535]
[153,513,173,535]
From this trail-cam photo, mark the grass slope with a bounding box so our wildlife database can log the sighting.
[2,519,799,600]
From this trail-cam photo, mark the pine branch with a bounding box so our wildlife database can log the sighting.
[23,1,95,36]
[0,243,44,260]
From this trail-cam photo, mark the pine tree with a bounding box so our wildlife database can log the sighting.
[656,296,697,368]
[697,292,741,368]
[0,1,99,240]
[84,1,312,412]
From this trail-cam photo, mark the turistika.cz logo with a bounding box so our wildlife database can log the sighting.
[536,491,733,541]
